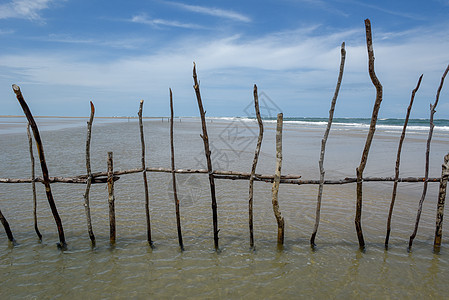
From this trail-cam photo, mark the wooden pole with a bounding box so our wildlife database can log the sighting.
[385,75,422,248]
[27,123,42,241]
[272,113,285,246]
[310,42,346,247]
[434,153,449,252]
[193,62,219,250]
[170,89,184,251]
[248,84,264,249]
[409,64,449,250]
[12,84,66,249]
[354,19,383,250]
[0,208,15,243]
[138,100,153,247]
[107,152,116,245]
[83,101,96,245]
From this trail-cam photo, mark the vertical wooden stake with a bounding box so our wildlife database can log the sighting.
[311,41,346,247]
[138,100,153,247]
[385,75,422,248]
[107,152,116,245]
[248,84,264,249]
[355,19,383,250]
[83,101,96,246]
[170,89,184,251]
[12,84,66,249]
[272,113,285,246]
[0,208,15,243]
[193,62,219,250]
[409,64,449,250]
[27,123,42,241]
[434,153,449,252]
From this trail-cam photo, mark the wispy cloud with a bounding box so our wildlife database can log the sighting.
[166,1,251,22]
[0,0,53,21]
[337,0,425,21]
[131,14,204,29]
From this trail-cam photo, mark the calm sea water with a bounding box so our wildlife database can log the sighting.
[0,116,448,298]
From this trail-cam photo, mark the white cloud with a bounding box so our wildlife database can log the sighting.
[131,14,204,29]
[166,2,251,22]
[0,0,53,20]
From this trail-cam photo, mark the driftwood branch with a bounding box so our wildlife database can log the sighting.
[434,153,449,252]
[193,62,219,250]
[108,152,116,245]
[83,101,95,245]
[27,123,42,241]
[272,113,285,246]
[248,84,264,249]
[170,89,184,250]
[385,75,422,248]
[12,84,67,249]
[409,64,449,250]
[355,19,383,250]
[311,41,346,247]
[138,100,153,247]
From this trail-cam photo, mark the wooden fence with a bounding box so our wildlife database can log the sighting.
[0,19,448,253]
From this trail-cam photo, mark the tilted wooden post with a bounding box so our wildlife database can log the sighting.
[434,153,449,252]
[83,101,96,245]
[170,89,184,250]
[138,100,153,247]
[12,84,67,249]
[0,208,15,243]
[272,113,285,246]
[27,123,42,241]
[108,152,116,245]
[248,84,264,249]
[355,19,383,250]
[409,64,449,250]
[193,62,219,250]
[385,75,422,248]
[311,41,346,247]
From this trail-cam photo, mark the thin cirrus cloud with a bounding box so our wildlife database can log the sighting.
[165,1,252,22]
[131,14,205,29]
[0,0,53,20]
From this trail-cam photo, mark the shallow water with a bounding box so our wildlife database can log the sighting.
[0,117,448,298]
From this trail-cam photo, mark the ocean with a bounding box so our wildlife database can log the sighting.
[0,116,448,298]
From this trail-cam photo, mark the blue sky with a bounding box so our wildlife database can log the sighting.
[0,0,449,118]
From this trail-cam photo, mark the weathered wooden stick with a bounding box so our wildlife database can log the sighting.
[138,100,153,247]
[83,101,95,245]
[385,75,422,248]
[193,62,219,250]
[311,41,346,247]
[170,89,184,250]
[434,153,449,252]
[27,123,42,241]
[248,84,264,249]
[0,208,15,243]
[409,64,449,250]
[107,152,116,245]
[272,113,285,246]
[355,19,383,250]
[12,84,66,249]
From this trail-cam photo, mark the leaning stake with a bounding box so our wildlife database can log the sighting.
[107,152,116,245]
[272,113,285,246]
[12,84,66,249]
[409,64,449,250]
[0,208,15,243]
[170,89,184,250]
[248,84,264,249]
[385,75,422,248]
[434,153,449,252]
[83,101,96,245]
[27,123,42,241]
[355,19,383,250]
[193,62,219,250]
[310,41,346,247]
[138,100,153,247]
